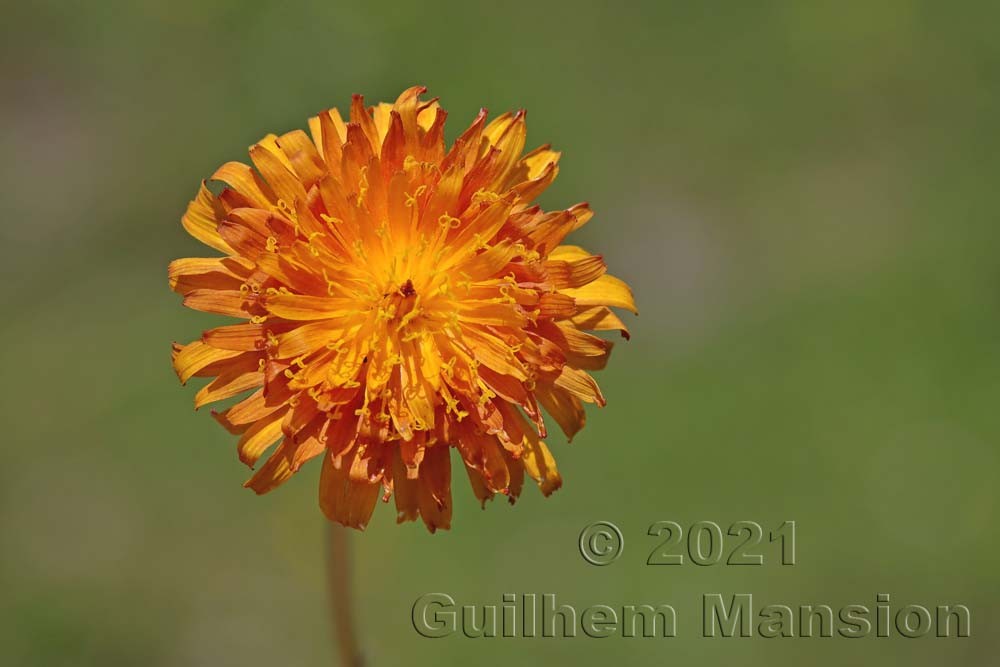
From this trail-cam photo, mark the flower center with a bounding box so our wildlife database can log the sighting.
[371,277,427,338]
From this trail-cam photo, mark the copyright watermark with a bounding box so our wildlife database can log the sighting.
[579,520,795,567]
[411,592,971,639]
[409,520,972,640]
[578,521,624,565]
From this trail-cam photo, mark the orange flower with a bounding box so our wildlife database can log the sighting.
[169,87,635,531]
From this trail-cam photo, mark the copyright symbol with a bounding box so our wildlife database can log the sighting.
[579,521,624,566]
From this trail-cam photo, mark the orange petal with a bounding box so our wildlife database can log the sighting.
[415,444,452,532]
[482,110,527,190]
[545,254,607,289]
[463,463,495,507]
[349,94,380,154]
[194,360,264,409]
[319,452,381,529]
[553,366,606,406]
[214,388,283,431]
[535,384,585,441]
[568,306,631,340]
[265,293,358,321]
[315,108,346,174]
[202,323,265,351]
[244,437,295,494]
[171,340,244,384]
[249,143,307,206]
[210,162,273,208]
[237,409,288,467]
[182,289,255,318]
[168,257,251,295]
[391,448,421,523]
[559,273,637,314]
[538,292,577,319]
[457,301,528,328]
[276,129,326,188]
[181,182,231,254]
[500,403,561,495]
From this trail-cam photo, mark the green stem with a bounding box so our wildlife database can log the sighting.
[327,523,365,667]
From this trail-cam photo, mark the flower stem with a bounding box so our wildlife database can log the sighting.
[326,522,365,667]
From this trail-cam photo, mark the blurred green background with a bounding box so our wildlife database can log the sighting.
[2,1,998,664]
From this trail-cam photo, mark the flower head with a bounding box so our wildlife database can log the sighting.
[170,87,635,531]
